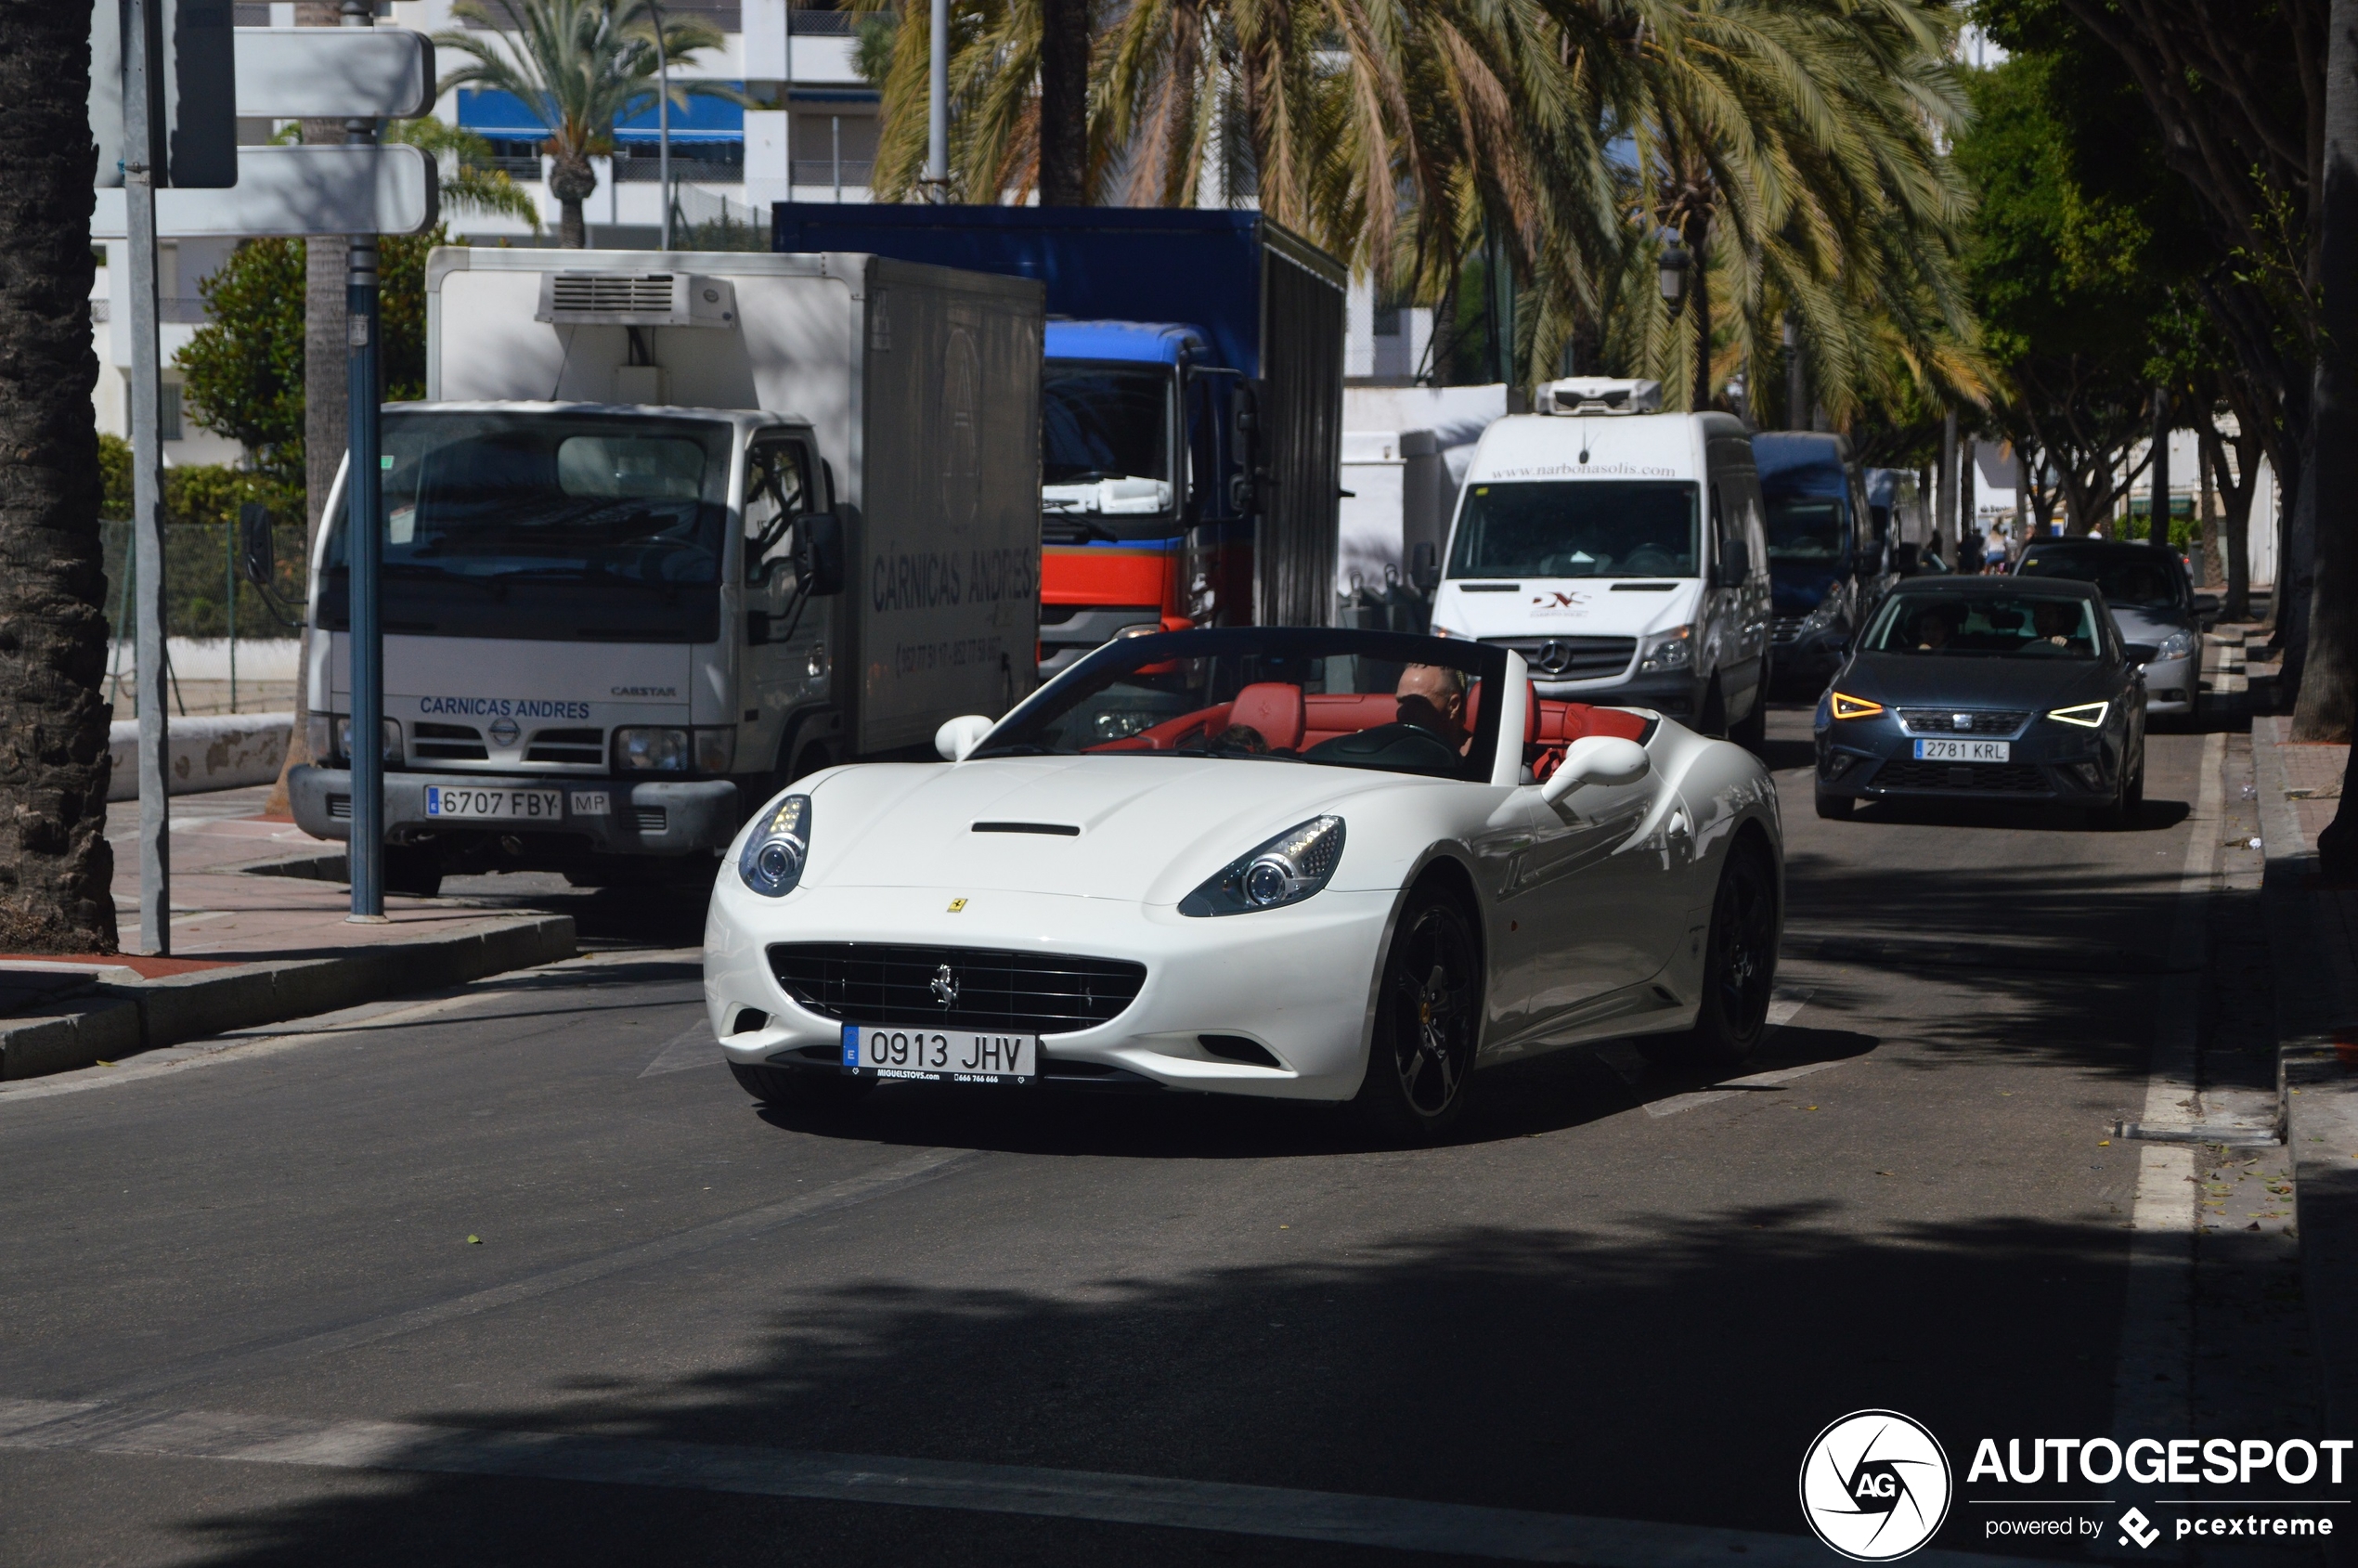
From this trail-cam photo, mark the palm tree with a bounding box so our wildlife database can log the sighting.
[387,118,544,229]
[0,4,119,951]
[434,0,743,248]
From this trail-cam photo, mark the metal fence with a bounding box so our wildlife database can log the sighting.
[670,183,770,251]
[98,517,308,710]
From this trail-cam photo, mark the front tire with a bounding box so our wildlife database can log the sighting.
[1352,885,1483,1141]
[382,844,443,898]
[730,1062,875,1108]
[1684,840,1777,1069]
[1814,785,1854,820]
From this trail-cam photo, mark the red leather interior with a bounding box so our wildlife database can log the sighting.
[1090,701,1234,752]
[1464,680,1540,745]
[1302,693,1402,746]
[1227,682,1306,751]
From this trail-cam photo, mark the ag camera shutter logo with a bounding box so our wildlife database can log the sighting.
[1799,1410,1953,1561]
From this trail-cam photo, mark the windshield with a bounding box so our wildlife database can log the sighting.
[1862,592,2105,658]
[1447,481,1698,578]
[1765,494,1847,564]
[317,410,732,642]
[974,628,1508,782]
[1042,362,1173,516]
[2016,548,2185,612]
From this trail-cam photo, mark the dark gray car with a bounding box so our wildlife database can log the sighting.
[2012,538,2213,719]
[1812,577,2149,828]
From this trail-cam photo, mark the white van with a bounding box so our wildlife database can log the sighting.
[1426,378,1773,745]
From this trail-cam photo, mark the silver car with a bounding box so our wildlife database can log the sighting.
[2013,539,2213,719]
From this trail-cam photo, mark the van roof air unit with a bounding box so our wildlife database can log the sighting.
[536,271,738,328]
[1536,377,1663,415]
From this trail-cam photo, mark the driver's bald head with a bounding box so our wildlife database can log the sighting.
[1396,664,1465,709]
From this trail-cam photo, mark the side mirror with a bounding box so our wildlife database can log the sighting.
[1227,382,1262,515]
[1410,541,1439,592]
[2192,592,2220,616]
[1891,542,1921,575]
[2123,642,2159,667]
[795,512,845,597]
[1540,735,1652,807]
[935,714,994,762]
[1716,536,1751,587]
[240,500,275,588]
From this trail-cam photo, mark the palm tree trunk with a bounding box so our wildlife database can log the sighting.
[561,199,587,249]
[1037,0,1088,204]
[0,4,119,952]
[1688,218,1711,412]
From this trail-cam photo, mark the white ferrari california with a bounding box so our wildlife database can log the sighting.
[704,627,1782,1137]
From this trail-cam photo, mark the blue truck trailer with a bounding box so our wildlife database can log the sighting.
[771,204,1349,674]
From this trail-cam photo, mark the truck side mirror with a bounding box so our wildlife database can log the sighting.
[1411,541,1439,592]
[1716,536,1751,586]
[795,512,845,596]
[1228,382,1262,515]
[240,500,275,589]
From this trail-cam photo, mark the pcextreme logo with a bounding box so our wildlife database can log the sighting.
[1798,1410,1954,1561]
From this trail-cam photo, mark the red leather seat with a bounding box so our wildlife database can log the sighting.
[1464,679,1539,746]
[1302,693,1403,745]
[1226,682,1306,751]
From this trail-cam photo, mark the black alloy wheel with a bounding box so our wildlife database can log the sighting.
[1685,841,1777,1069]
[1353,886,1483,1139]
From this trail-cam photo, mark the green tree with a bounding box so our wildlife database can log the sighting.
[434,0,742,249]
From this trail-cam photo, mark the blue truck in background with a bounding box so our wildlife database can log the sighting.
[771,205,1349,675]
[1752,432,1880,692]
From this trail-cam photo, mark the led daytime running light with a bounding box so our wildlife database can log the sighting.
[738,794,811,898]
[1829,692,1884,720]
[2047,702,2109,729]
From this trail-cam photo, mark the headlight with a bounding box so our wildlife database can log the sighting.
[1829,692,1885,720]
[1637,626,1693,673]
[1800,594,1842,630]
[615,726,738,773]
[2048,701,2109,728]
[2154,630,2196,663]
[319,715,401,763]
[738,794,810,897]
[1179,816,1345,917]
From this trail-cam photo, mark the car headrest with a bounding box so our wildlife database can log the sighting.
[1226,682,1305,751]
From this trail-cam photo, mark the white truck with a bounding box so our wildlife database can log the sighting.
[1425,377,1774,747]
[287,249,1044,894]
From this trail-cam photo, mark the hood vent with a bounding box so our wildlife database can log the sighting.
[537,271,738,328]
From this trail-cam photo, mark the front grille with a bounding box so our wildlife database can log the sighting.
[632,807,668,833]
[1872,761,2049,793]
[525,727,606,765]
[1896,709,2029,736]
[769,942,1148,1035]
[412,722,489,761]
[1483,636,1637,681]
[1772,616,1806,645]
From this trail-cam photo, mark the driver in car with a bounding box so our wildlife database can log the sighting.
[1396,665,1471,754]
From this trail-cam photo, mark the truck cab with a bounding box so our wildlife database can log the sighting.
[1426,378,1773,745]
[1753,432,1877,691]
[1037,321,1255,675]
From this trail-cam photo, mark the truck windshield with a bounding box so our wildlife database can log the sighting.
[317,411,732,643]
[1765,495,1848,564]
[1042,362,1173,520]
[1447,481,1698,578]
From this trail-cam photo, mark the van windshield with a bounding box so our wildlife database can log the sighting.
[1765,495,1848,564]
[1447,481,1698,579]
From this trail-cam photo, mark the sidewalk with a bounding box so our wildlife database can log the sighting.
[0,787,573,1082]
[2249,693,2358,1466]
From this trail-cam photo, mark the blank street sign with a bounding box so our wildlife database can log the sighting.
[91,144,439,238]
[235,27,434,119]
[90,0,237,188]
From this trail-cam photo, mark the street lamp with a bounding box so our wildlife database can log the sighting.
[1657,232,1690,307]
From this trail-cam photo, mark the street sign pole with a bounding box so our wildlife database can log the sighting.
[345,0,385,921]
[124,0,172,957]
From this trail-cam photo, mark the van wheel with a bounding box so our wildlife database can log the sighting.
[1698,679,1729,738]
[1729,690,1768,751]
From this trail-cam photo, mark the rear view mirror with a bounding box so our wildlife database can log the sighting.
[2193,592,2221,616]
[1410,541,1439,592]
[240,500,275,588]
[1716,536,1752,587]
[1540,735,1652,807]
[796,512,845,596]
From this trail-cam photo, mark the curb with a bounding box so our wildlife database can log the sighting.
[2254,717,2358,1486]
[0,914,575,1081]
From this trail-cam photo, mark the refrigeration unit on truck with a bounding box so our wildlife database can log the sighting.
[1427,377,1774,747]
[772,204,1348,675]
[286,249,1044,895]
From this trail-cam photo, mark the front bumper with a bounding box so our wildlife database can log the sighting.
[704,883,1397,1102]
[290,766,742,856]
[1812,715,2121,805]
[2140,653,2196,713]
[1771,623,1846,686]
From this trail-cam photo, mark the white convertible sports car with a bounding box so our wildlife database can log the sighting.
[704,627,1782,1137]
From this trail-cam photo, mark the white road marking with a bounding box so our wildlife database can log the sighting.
[84,1146,978,1405]
[1642,989,1820,1118]
[640,1020,721,1077]
[0,1394,2070,1568]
